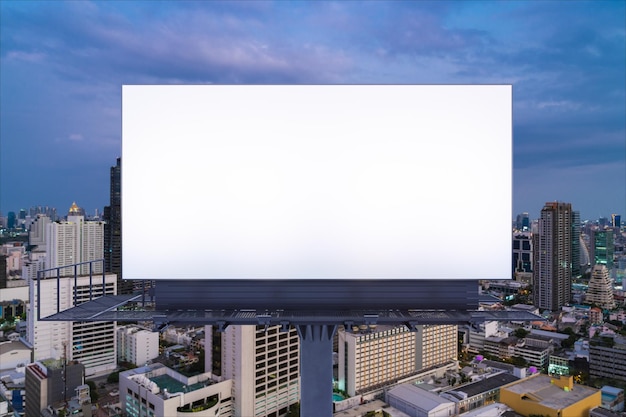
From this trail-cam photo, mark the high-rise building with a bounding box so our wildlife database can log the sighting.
[572,211,581,277]
[534,202,573,311]
[104,158,130,294]
[24,360,85,417]
[214,325,300,417]
[338,326,416,396]
[516,212,530,231]
[45,203,104,277]
[415,325,458,371]
[612,214,622,229]
[25,202,117,376]
[590,228,614,270]
[26,273,117,376]
[117,325,159,367]
[513,231,533,282]
[27,214,50,252]
[586,264,615,310]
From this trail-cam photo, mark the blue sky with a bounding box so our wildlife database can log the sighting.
[1,1,624,221]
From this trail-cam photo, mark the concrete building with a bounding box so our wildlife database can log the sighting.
[218,325,300,417]
[0,366,25,416]
[338,326,416,396]
[117,325,159,367]
[24,359,85,417]
[45,204,105,277]
[500,374,601,417]
[589,335,626,384]
[600,386,624,412]
[120,363,233,417]
[441,372,519,414]
[415,325,457,371]
[386,384,455,417]
[26,273,117,376]
[534,202,573,311]
[586,264,616,310]
[513,231,533,283]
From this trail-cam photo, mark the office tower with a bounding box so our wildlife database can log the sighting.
[218,325,300,417]
[572,211,581,277]
[590,228,614,269]
[612,214,622,229]
[7,212,16,229]
[27,273,117,376]
[534,202,573,311]
[45,203,104,276]
[104,158,130,294]
[513,231,533,282]
[516,212,530,231]
[586,264,615,310]
[24,360,85,417]
[415,324,458,371]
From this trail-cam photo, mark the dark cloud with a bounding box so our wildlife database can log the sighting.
[1,1,624,219]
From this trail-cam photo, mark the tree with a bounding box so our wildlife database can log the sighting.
[107,371,120,383]
[514,328,529,338]
[86,380,99,403]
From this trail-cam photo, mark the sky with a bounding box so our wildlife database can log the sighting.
[1,1,625,222]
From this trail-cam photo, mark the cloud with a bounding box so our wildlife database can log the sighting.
[68,133,84,141]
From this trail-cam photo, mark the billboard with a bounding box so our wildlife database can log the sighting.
[122,85,511,281]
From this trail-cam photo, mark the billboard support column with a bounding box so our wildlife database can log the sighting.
[296,324,337,417]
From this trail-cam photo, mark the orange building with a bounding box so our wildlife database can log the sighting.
[500,374,601,417]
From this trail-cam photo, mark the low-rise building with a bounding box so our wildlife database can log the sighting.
[0,341,31,372]
[119,363,233,417]
[441,372,519,414]
[600,386,624,412]
[386,384,455,417]
[117,325,159,367]
[500,374,601,417]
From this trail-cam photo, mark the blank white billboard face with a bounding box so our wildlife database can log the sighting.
[122,85,511,280]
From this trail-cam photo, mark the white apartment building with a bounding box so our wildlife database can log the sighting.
[26,273,117,377]
[117,325,159,367]
[45,205,104,277]
[217,325,300,417]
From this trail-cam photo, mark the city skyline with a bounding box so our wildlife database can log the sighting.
[1,1,625,220]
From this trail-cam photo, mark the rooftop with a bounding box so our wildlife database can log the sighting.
[388,384,453,411]
[449,373,519,398]
[149,374,206,395]
[502,374,599,410]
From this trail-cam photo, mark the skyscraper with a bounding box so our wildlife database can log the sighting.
[590,228,614,270]
[513,231,533,283]
[534,202,573,311]
[45,203,104,276]
[585,264,615,310]
[104,158,130,294]
[571,211,581,277]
